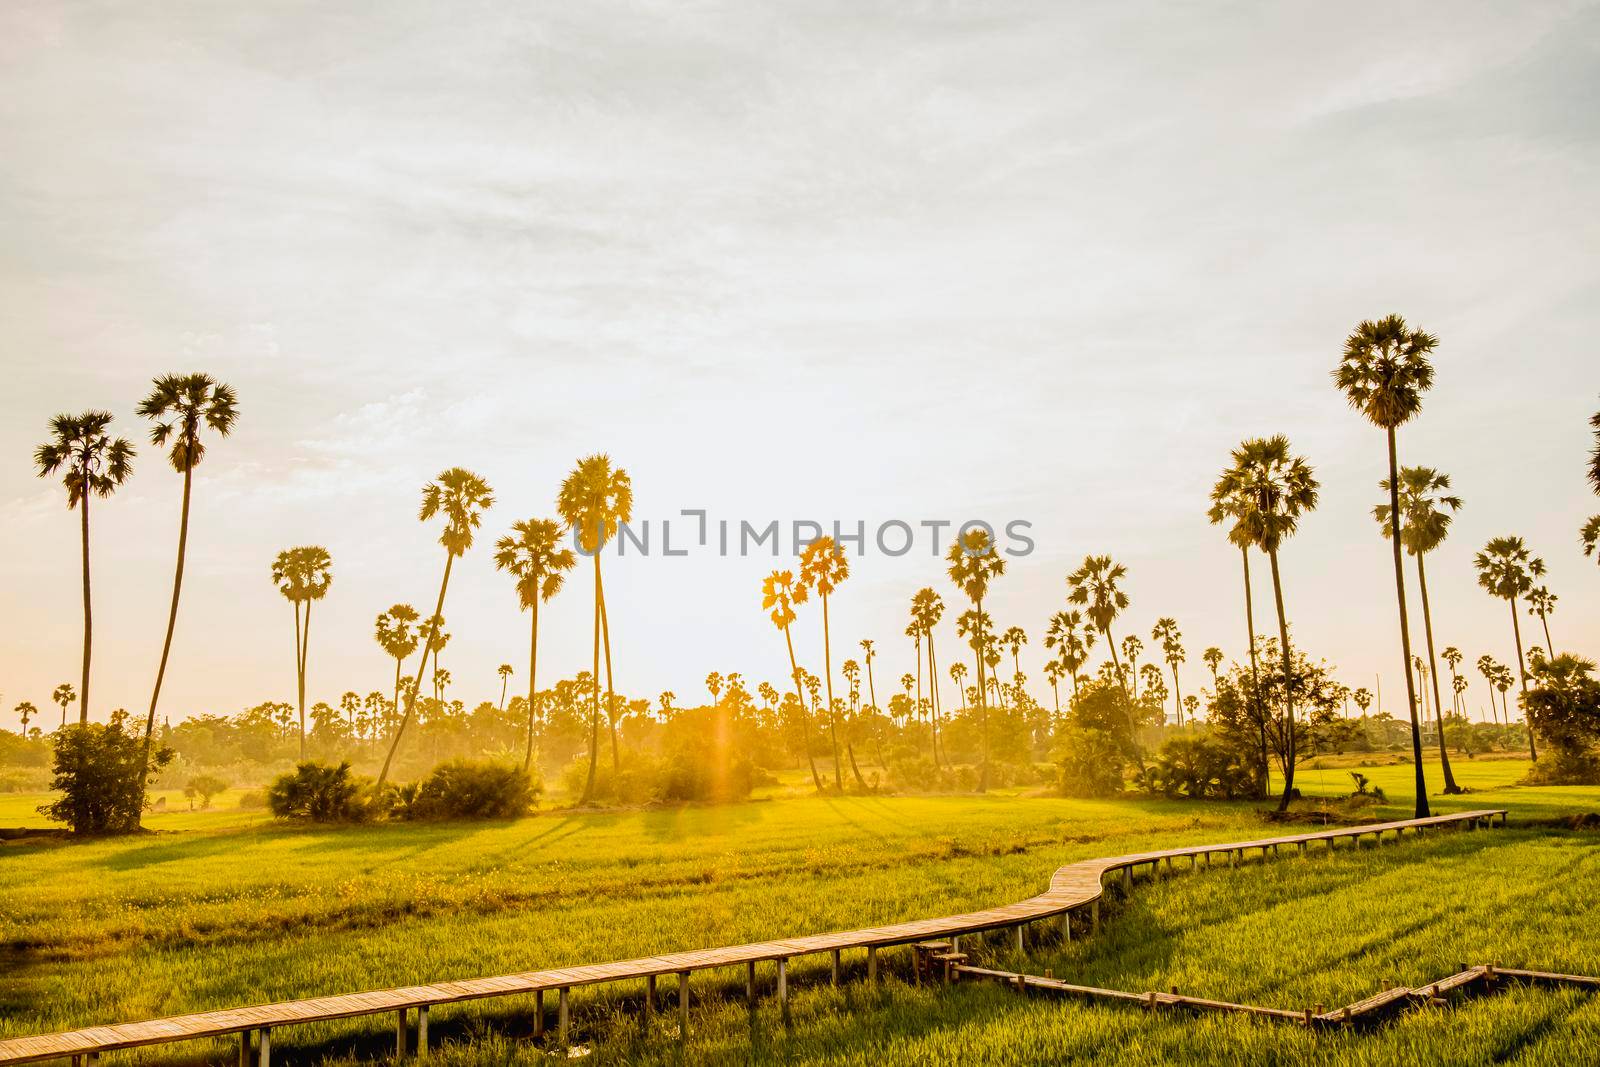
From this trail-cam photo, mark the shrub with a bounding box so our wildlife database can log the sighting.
[1055,726,1127,797]
[183,774,228,809]
[38,712,174,835]
[267,761,370,822]
[407,759,539,820]
[237,789,267,810]
[1134,735,1257,800]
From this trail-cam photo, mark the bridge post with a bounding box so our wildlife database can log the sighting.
[1091,901,1100,935]
[534,990,545,1038]
[646,974,656,1014]
[558,988,570,1047]
[395,1010,407,1059]
[747,961,757,1001]
[417,1006,428,1057]
[777,958,789,1023]
[831,949,840,984]
[1014,925,1025,955]
[678,973,690,1037]
[259,1028,271,1067]
[868,946,879,983]
[237,1031,249,1067]
[1062,910,1072,942]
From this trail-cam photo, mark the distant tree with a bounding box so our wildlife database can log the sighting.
[270,546,333,760]
[497,664,514,710]
[1044,610,1094,700]
[1441,646,1465,715]
[1374,466,1462,794]
[1152,617,1186,726]
[1202,646,1224,691]
[1475,535,1540,760]
[558,454,630,800]
[35,410,135,724]
[911,588,946,766]
[1582,515,1600,568]
[184,773,228,809]
[377,468,494,790]
[1334,314,1436,818]
[41,710,174,834]
[800,536,854,790]
[859,638,879,721]
[659,691,677,716]
[494,518,575,771]
[762,569,822,790]
[16,701,39,734]
[52,683,77,730]
[1352,687,1372,716]
[1208,472,1270,795]
[1525,585,1558,655]
[1523,654,1600,784]
[1121,635,1143,698]
[374,604,420,739]
[948,529,1005,791]
[949,661,968,710]
[1067,556,1131,701]
[1211,436,1318,810]
[137,373,239,809]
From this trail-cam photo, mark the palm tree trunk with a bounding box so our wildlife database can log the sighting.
[784,626,823,790]
[1240,546,1268,798]
[1538,611,1553,655]
[1102,625,1144,771]
[865,656,884,768]
[523,594,540,773]
[600,586,619,774]
[499,675,508,713]
[140,463,194,812]
[377,553,453,790]
[299,599,313,761]
[291,599,303,753]
[1170,662,1183,728]
[821,593,841,791]
[79,490,92,724]
[914,633,928,766]
[1414,554,1460,793]
[1266,545,1296,812]
[582,552,601,803]
[1384,427,1430,819]
[391,658,402,743]
[1509,596,1536,760]
[974,596,989,792]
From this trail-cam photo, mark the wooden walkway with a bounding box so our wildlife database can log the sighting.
[0,808,1507,1066]
[955,961,1600,1029]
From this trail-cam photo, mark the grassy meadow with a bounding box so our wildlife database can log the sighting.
[3,757,1599,1065]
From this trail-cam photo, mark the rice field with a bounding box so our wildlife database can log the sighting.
[2,757,1598,1065]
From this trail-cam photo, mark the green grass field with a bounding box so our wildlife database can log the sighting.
[3,758,1598,1065]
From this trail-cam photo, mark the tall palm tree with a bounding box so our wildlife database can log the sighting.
[1207,480,1269,792]
[949,661,968,709]
[1001,626,1028,689]
[762,570,822,790]
[1211,436,1319,811]
[954,609,995,786]
[903,621,924,750]
[495,517,576,772]
[948,529,1005,790]
[1202,646,1224,690]
[16,702,38,735]
[799,536,852,790]
[1441,646,1464,716]
[1475,655,1500,724]
[1043,610,1094,700]
[1373,466,1462,794]
[35,411,135,724]
[558,455,631,799]
[136,373,238,790]
[52,683,76,730]
[1066,556,1130,694]
[1043,660,1064,714]
[1352,687,1372,717]
[1120,635,1143,698]
[270,546,333,760]
[1474,535,1540,759]
[1525,585,1557,654]
[376,468,494,789]
[497,664,514,711]
[1152,617,1186,726]
[1334,314,1437,818]
[911,588,946,767]
[375,604,420,734]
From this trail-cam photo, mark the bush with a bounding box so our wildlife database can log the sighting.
[183,773,228,809]
[1055,726,1127,797]
[1134,735,1257,800]
[38,712,174,835]
[406,759,539,820]
[237,789,267,810]
[267,761,370,822]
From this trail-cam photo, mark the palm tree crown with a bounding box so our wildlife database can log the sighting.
[1474,536,1536,601]
[35,411,135,505]
[1065,555,1128,635]
[946,528,1005,604]
[423,468,495,557]
[495,519,577,609]
[557,454,632,554]
[1374,467,1461,556]
[137,373,239,471]
[1211,436,1319,552]
[1333,314,1438,429]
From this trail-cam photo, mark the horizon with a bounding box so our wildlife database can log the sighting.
[4,1,1598,725]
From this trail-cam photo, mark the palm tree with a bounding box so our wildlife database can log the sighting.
[52,683,76,729]
[955,609,995,785]
[1120,635,1143,698]
[376,468,494,789]
[16,702,38,735]
[270,546,333,760]
[762,570,822,790]
[1066,556,1131,694]
[1001,626,1028,689]
[1582,515,1600,568]
[911,588,947,767]
[1202,646,1223,690]
[558,455,631,798]
[1373,466,1462,794]
[375,604,420,737]
[949,662,968,709]
[1334,314,1438,817]
[1043,660,1064,714]
[1475,655,1500,724]
[496,664,514,711]
[948,529,1005,790]
[1152,617,1186,726]
[799,536,852,790]
[859,638,879,719]
[1441,646,1464,715]
[35,411,135,725]
[1590,401,1600,494]
[1474,536,1540,759]
[1525,585,1557,654]
[494,518,575,772]
[1208,479,1269,792]
[1044,610,1095,701]
[1353,687,1372,717]
[903,621,924,747]
[1211,436,1319,811]
[136,373,238,788]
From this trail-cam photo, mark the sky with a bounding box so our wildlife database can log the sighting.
[2,0,1598,727]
